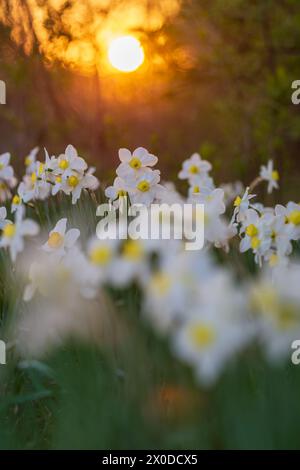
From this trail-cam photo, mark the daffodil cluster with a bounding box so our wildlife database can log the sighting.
[15,144,99,209]
[105,148,164,206]
[232,183,300,269]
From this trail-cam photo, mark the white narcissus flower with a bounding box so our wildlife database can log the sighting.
[190,188,234,248]
[20,156,51,203]
[0,207,39,261]
[24,247,99,302]
[111,239,150,287]
[86,166,99,187]
[155,181,184,204]
[276,202,300,241]
[265,251,289,271]
[172,272,253,385]
[190,187,226,215]
[128,169,163,206]
[0,152,17,202]
[252,264,300,361]
[42,218,80,259]
[49,144,87,178]
[63,247,100,299]
[87,236,120,284]
[0,152,14,181]
[260,160,279,194]
[116,147,158,179]
[239,209,272,265]
[188,182,213,199]
[263,211,292,258]
[231,187,256,223]
[24,147,39,174]
[141,249,214,333]
[105,176,128,204]
[178,153,212,182]
[0,183,13,203]
[11,182,28,213]
[60,171,99,204]
[221,181,244,206]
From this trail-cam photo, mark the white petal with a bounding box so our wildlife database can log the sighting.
[65,144,78,159]
[0,153,10,166]
[105,186,117,200]
[190,153,201,163]
[116,163,133,178]
[23,284,36,302]
[140,153,158,167]
[71,186,81,204]
[52,184,61,196]
[72,157,87,172]
[118,148,132,163]
[53,218,67,235]
[178,170,186,180]
[65,228,80,247]
[84,174,99,190]
[240,237,250,252]
[44,148,50,166]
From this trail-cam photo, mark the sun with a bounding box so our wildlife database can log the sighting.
[108,35,144,73]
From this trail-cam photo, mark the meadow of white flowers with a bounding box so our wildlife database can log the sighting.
[1,144,300,386]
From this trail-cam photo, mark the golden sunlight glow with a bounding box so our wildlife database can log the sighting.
[108,36,144,72]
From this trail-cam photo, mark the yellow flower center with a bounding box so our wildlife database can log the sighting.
[0,163,4,170]
[55,176,62,183]
[193,185,200,194]
[3,223,16,238]
[31,172,37,183]
[25,156,32,166]
[59,159,69,170]
[246,224,258,237]
[251,236,261,250]
[38,163,44,175]
[277,304,298,330]
[189,164,199,174]
[252,286,297,331]
[272,170,279,181]
[252,285,277,313]
[122,240,143,260]
[117,189,127,197]
[68,175,79,187]
[137,180,150,192]
[269,253,278,267]
[234,196,242,207]
[89,245,112,265]
[151,273,171,295]
[48,232,64,249]
[12,195,21,205]
[129,157,142,169]
[287,210,300,226]
[189,324,215,348]
[57,267,71,282]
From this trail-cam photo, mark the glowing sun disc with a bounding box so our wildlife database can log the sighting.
[108,36,144,72]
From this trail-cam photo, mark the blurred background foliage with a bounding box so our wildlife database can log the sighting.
[0,0,299,199]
